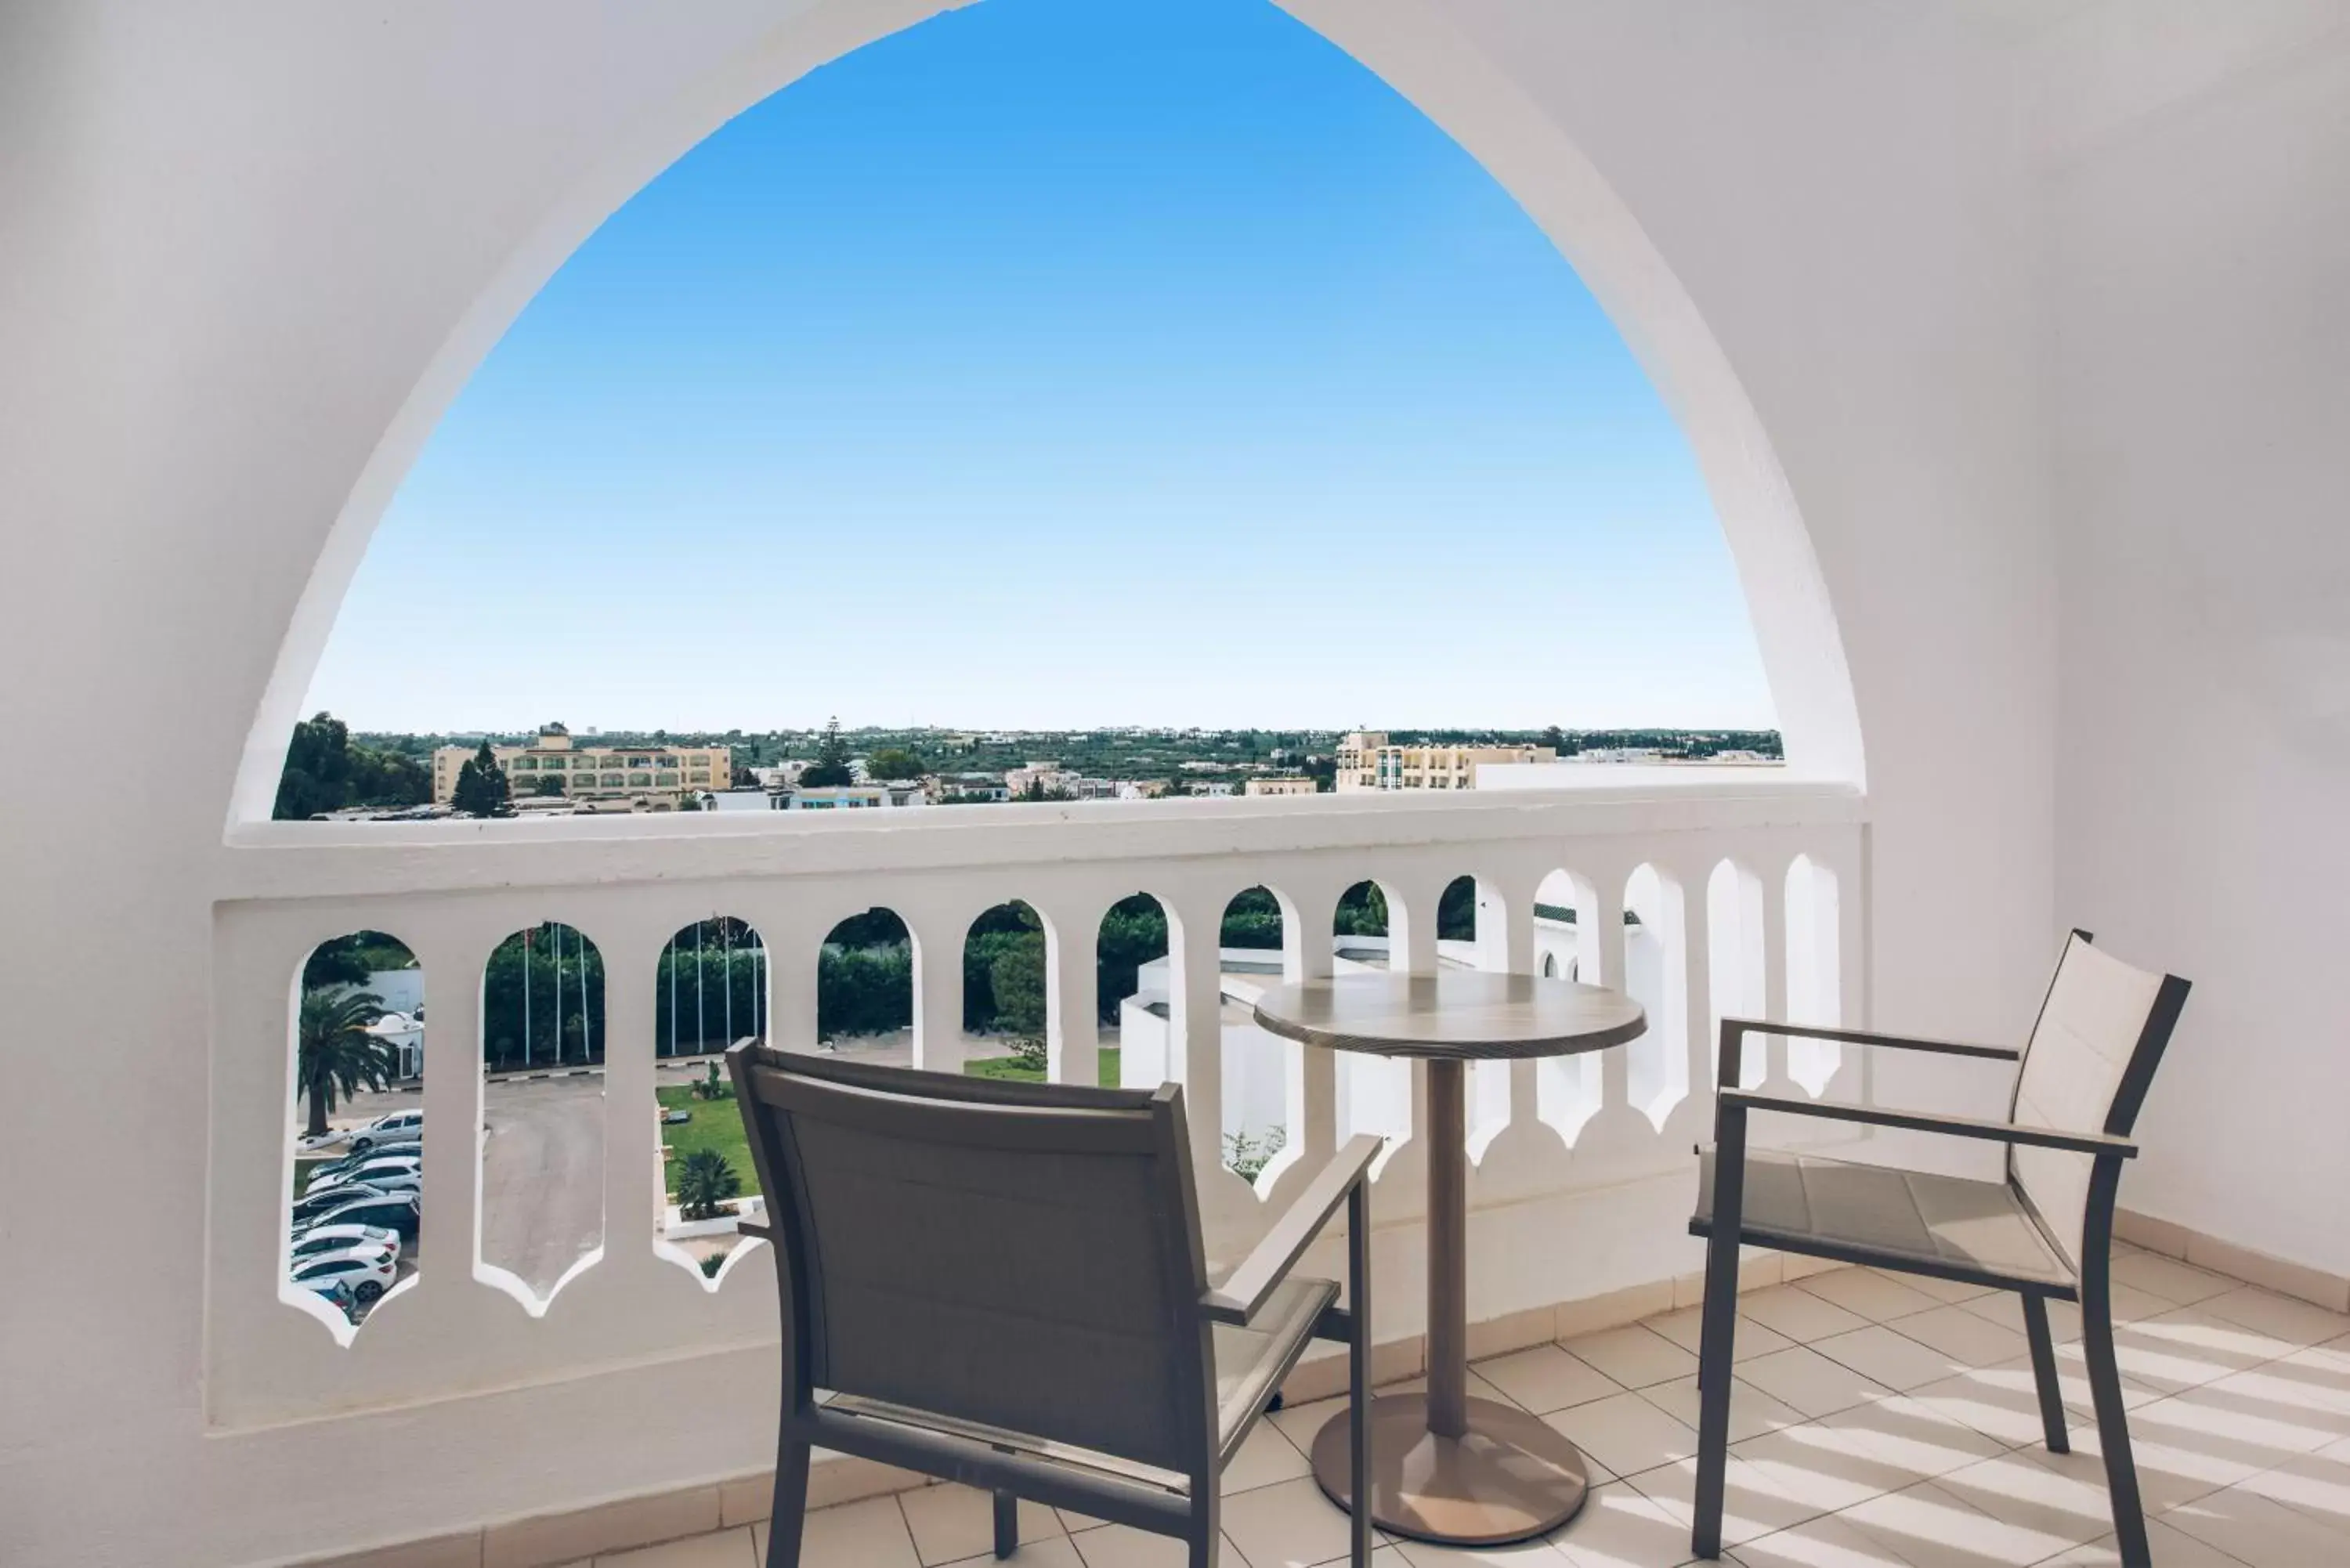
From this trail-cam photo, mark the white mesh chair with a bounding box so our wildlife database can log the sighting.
[1688,931,2190,1567]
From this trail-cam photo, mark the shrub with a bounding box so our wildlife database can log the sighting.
[677,1149,743,1222]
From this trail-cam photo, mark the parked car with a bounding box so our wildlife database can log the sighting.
[290,1248,398,1304]
[306,1151,420,1187]
[345,1110,423,1154]
[306,1165,421,1201]
[290,1223,400,1263]
[290,1180,399,1227]
[293,1190,419,1239]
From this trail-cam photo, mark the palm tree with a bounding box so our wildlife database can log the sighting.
[298,985,396,1140]
[675,1149,743,1222]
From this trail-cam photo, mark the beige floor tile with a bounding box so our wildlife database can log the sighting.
[1065,1523,1247,1568]
[2204,1354,2350,1447]
[595,1527,757,1567]
[1881,1271,1994,1307]
[2057,1306,2292,1396]
[2235,1442,2350,1528]
[1542,1391,1701,1483]
[2160,1479,2350,1566]
[1268,1393,1348,1457]
[1541,1481,1702,1568]
[1930,1450,2123,1555]
[897,1484,1063,1565]
[2027,1516,2247,1566]
[1223,1419,1315,1494]
[1643,1306,1797,1364]
[1897,1357,2160,1452]
[1731,1509,1914,1568]
[1728,1400,1997,1521]
[2032,1413,2243,1517]
[1737,1285,1873,1346]
[1810,1326,1981,1394]
[1473,1343,1622,1415]
[1837,1479,2077,1568]
[1950,1288,2171,1343]
[1793,1271,1944,1325]
[1563,1326,1701,1390]
[1737,1346,1897,1421]
[791,1495,920,1568]
[1881,1306,2026,1373]
[1637,1375,1809,1445]
[2107,1252,2236,1309]
[1390,1531,1570,1566]
[1625,1454,1823,1550]
[940,1535,1086,1568]
[1218,1475,1366,1568]
[2196,1285,2350,1349]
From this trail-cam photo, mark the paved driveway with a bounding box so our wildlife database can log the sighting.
[479,1072,606,1294]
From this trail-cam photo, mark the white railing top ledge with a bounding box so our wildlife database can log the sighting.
[215,775,1865,902]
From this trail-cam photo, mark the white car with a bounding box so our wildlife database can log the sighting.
[307,1151,421,1186]
[305,1165,421,1204]
[344,1110,423,1154]
[289,1248,398,1305]
[290,1223,400,1264]
[304,1155,421,1195]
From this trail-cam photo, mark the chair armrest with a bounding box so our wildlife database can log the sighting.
[1717,1089,2137,1157]
[1201,1134,1383,1327]
[1721,1017,2018,1063]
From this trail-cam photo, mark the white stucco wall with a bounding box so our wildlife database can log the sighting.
[2037,2,2350,1274]
[0,3,2087,1563]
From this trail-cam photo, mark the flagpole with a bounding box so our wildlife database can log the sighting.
[552,922,563,1064]
[723,920,734,1047]
[522,927,533,1069]
[696,921,706,1057]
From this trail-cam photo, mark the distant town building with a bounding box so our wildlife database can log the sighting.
[1245,776,1318,797]
[787,782,927,811]
[432,728,728,810]
[1005,763,1083,798]
[1332,732,1554,792]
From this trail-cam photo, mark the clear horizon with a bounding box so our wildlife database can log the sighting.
[305,0,1775,735]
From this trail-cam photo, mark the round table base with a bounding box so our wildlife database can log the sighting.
[1308,1393,1592,1545]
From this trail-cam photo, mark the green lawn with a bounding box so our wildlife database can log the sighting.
[656,1085,757,1200]
[963,1047,1122,1086]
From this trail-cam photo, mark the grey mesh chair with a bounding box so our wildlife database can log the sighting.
[727,1043,1379,1568]
[1688,931,2189,1567]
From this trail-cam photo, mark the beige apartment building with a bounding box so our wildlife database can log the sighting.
[1244,776,1319,797]
[1333,731,1555,792]
[432,728,730,809]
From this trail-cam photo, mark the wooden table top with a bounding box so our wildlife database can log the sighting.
[1251,972,1647,1060]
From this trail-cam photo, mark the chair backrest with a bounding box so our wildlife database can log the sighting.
[2008,930,2191,1269]
[728,1045,1216,1477]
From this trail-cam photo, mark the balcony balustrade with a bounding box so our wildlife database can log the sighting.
[206,778,1864,1432]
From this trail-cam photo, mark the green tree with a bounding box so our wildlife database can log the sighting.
[1335,881,1389,938]
[800,717,855,788]
[989,939,1048,1070]
[675,1149,743,1222]
[1539,724,1565,755]
[450,742,511,817]
[866,746,925,782]
[533,774,566,796]
[297,985,396,1140]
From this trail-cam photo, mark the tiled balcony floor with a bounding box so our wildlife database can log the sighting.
[574,1245,2350,1567]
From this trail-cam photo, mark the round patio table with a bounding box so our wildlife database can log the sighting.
[1253,970,1646,1545]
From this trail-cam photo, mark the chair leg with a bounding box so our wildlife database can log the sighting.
[2081,1292,2149,1568]
[992,1490,1017,1559]
[1348,1180,1372,1568]
[767,1433,811,1568]
[2020,1294,2071,1454]
[1690,1231,1741,1559]
[1189,1491,1220,1568]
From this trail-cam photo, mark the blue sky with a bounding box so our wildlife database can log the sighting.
[307,0,1773,734]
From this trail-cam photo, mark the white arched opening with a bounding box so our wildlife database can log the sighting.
[228,0,1861,823]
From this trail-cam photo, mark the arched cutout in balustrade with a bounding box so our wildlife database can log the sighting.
[656,917,768,1287]
[1531,869,1603,1143]
[963,901,1050,1081]
[1095,893,1170,1090]
[1784,854,1842,1093]
[1623,865,1687,1126]
[1707,861,1767,1089]
[479,923,606,1308]
[1219,886,1290,1183]
[1329,880,1412,1156]
[818,908,913,1046]
[285,932,422,1338]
